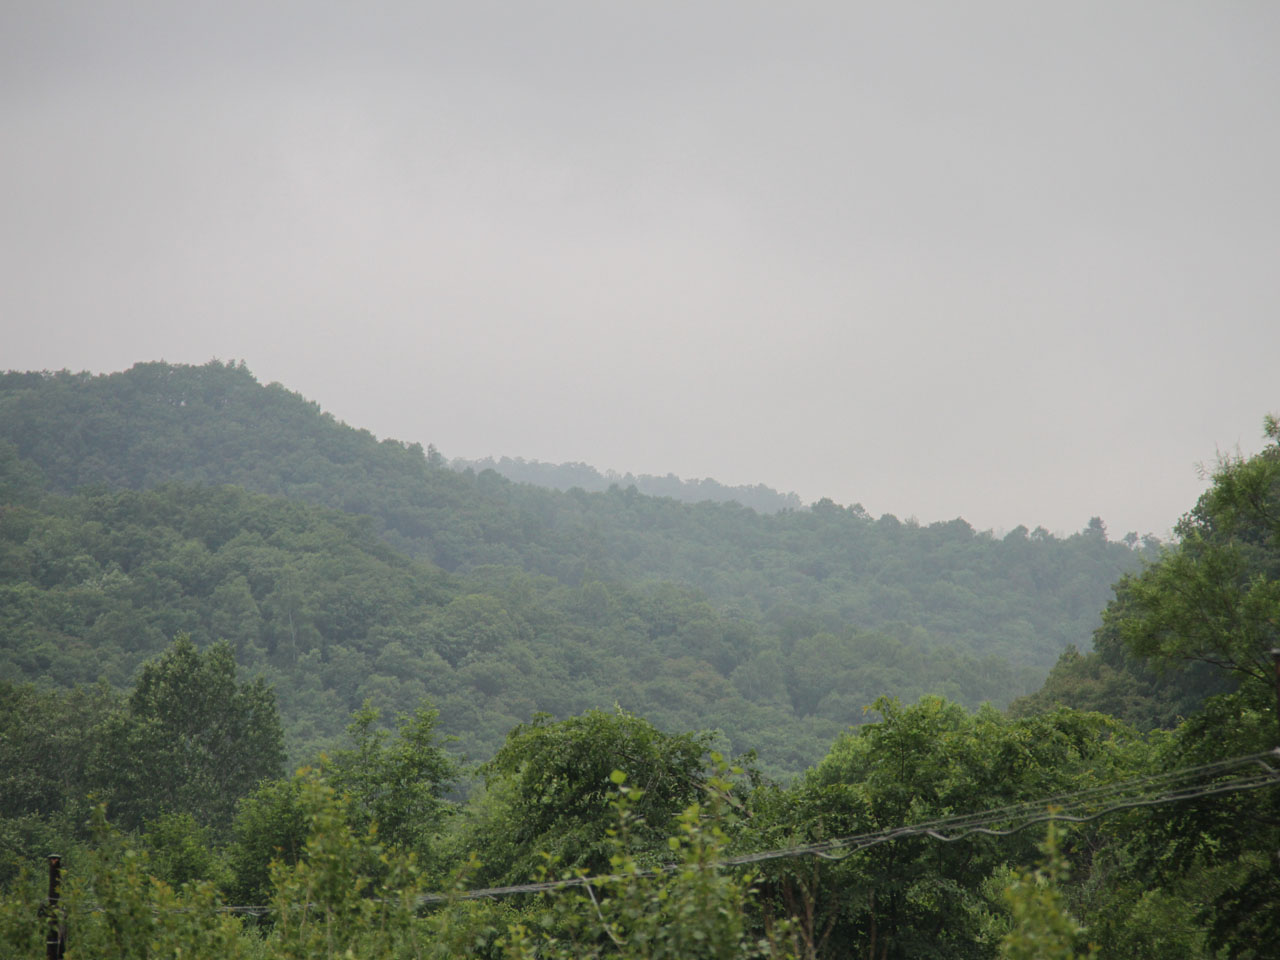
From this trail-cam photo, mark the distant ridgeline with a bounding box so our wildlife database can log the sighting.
[450,456,805,514]
[0,360,1153,776]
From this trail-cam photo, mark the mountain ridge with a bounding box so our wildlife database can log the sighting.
[0,359,1151,775]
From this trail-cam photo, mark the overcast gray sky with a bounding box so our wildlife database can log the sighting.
[3,2,1277,538]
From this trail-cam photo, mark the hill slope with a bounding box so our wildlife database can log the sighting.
[0,361,1150,773]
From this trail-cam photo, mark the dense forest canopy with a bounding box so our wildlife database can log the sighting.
[2,359,1276,957]
[0,361,1149,772]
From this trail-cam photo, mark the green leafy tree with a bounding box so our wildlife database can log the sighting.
[92,635,285,829]
[999,824,1096,960]
[0,680,117,824]
[1056,417,1280,958]
[267,770,427,960]
[463,709,712,884]
[44,806,252,960]
[141,812,232,890]
[1111,416,1280,689]
[750,697,1137,960]
[504,762,787,960]
[324,699,459,866]
[227,775,309,906]
[1083,680,1280,958]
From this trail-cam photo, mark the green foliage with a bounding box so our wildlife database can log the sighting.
[1026,416,1280,733]
[141,811,232,890]
[267,771,425,960]
[227,774,309,906]
[91,635,285,829]
[1007,639,1232,732]
[749,697,1139,960]
[56,806,251,960]
[1081,680,1280,959]
[1115,421,1280,688]
[0,686,1264,958]
[324,700,459,867]
[225,698,459,907]
[0,438,44,506]
[501,762,788,960]
[998,824,1096,960]
[0,360,1149,780]
[463,709,713,884]
[1088,875,1219,960]
[8,361,1277,957]
[0,864,45,958]
[1008,417,1280,958]
[0,679,117,824]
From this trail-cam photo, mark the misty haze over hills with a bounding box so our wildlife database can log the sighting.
[2,4,1277,950]
[450,456,806,514]
[6,6,1278,541]
[0,359,1152,776]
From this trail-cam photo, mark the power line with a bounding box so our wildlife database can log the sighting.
[412,748,1280,904]
[727,749,1280,865]
[145,747,1280,915]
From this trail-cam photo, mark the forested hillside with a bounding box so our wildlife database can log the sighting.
[1,361,1148,772]
[1,359,1277,957]
[0,361,1150,657]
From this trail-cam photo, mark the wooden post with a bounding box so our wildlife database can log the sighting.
[1272,649,1280,745]
[44,854,65,960]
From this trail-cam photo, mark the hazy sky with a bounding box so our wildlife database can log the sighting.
[4,3,1278,538]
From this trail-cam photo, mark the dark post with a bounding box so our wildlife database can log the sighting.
[1272,649,1280,745]
[44,854,65,960]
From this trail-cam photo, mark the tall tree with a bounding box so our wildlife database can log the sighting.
[462,709,712,884]
[1109,415,1280,692]
[93,635,285,829]
[324,700,459,864]
[1068,416,1280,957]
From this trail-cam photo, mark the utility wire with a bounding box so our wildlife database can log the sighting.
[101,747,1280,915]
[396,749,1280,893]
[729,752,1280,864]
[410,747,1280,905]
